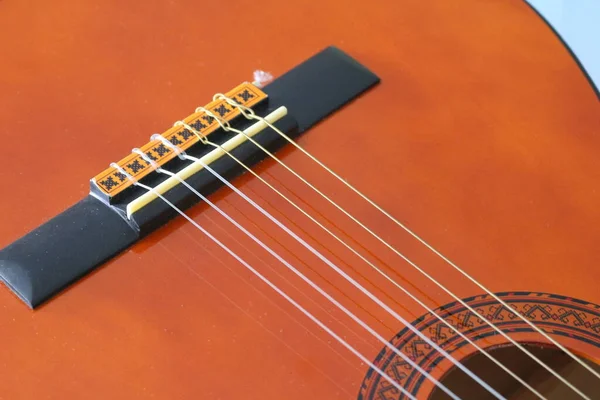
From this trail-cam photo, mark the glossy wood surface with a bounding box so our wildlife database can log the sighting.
[1,0,599,398]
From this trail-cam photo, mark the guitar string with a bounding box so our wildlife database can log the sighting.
[112,98,582,397]
[218,195,396,337]
[236,185,411,335]
[256,169,442,310]
[158,242,359,396]
[110,162,423,400]
[170,232,367,377]
[191,202,381,350]
[127,150,463,400]
[134,137,501,400]
[175,112,545,398]
[191,104,574,397]
[180,220,379,362]
[212,94,594,397]
[219,93,600,383]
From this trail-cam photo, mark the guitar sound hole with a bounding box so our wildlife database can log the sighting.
[430,343,600,399]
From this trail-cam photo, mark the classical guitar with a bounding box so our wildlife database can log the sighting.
[1,1,599,399]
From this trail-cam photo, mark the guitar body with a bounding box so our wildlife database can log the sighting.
[1,0,598,399]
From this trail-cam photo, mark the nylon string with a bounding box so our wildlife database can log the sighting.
[159,241,357,396]
[127,149,465,399]
[111,161,429,400]
[210,94,593,398]
[136,132,502,399]
[176,187,381,355]
[109,94,592,398]
[178,111,546,398]
[215,194,395,342]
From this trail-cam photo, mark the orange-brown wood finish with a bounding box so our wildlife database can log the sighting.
[0,1,599,399]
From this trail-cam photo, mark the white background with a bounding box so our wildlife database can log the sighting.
[527,0,600,89]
